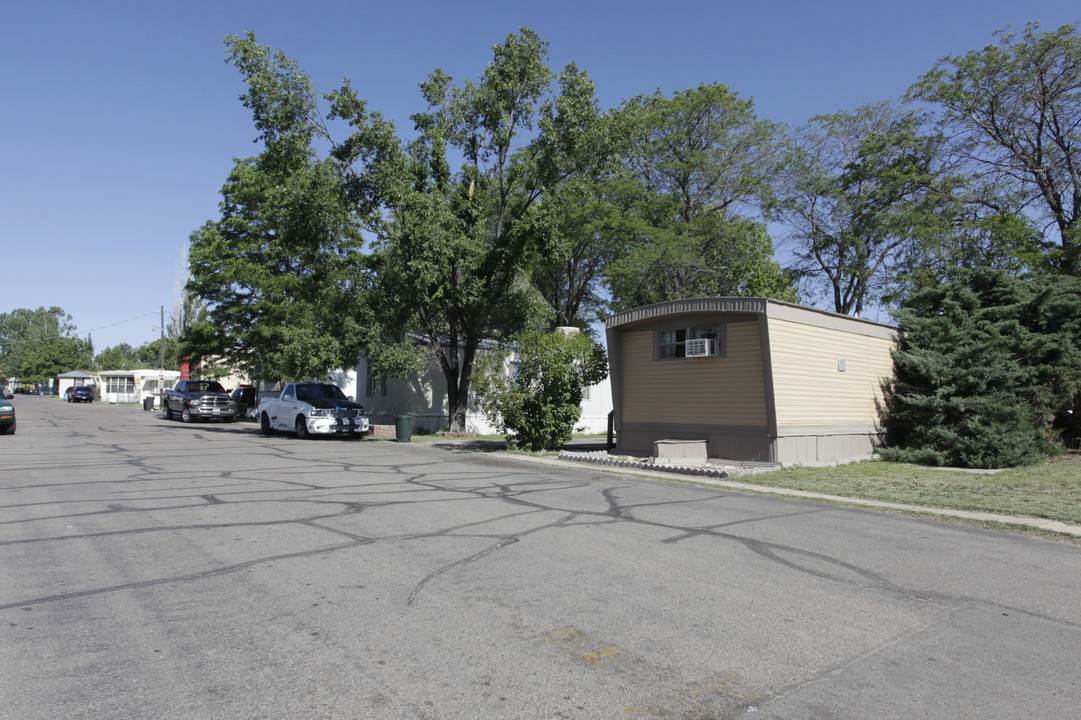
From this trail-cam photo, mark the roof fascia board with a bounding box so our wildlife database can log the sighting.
[606,297,896,340]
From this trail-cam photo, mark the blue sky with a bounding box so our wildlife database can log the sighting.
[3,0,1078,352]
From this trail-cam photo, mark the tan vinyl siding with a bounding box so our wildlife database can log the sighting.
[621,321,767,426]
[769,318,895,427]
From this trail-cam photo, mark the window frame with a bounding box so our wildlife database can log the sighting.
[365,365,387,398]
[655,323,726,360]
[106,376,136,393]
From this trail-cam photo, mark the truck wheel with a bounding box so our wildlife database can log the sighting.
[163,405,173,421]
[260,412,274,435]
[295,416,310,439]
[181,407,192,423]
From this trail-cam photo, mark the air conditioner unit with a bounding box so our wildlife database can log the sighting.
[685,338,719,358]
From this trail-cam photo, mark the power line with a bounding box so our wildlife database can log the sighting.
[1,311,165,347]
[84,311,160,334]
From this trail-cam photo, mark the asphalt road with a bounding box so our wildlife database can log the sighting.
[2,396,1079,719]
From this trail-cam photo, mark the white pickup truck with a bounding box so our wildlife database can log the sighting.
[258,382,370,438]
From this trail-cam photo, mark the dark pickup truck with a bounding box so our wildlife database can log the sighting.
[162,379,237,423]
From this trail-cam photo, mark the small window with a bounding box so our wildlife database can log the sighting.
[365,365,387,397]
[658,328,687,359]
[657,325,723,360]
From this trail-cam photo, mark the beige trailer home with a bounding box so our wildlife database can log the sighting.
[605,297,897,466]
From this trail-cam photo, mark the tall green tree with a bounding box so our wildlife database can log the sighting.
[605,83,794,312]
[607,214,795,310]
[529,174,625,329]
[770,101,955,315]
[630,83,779,216]
[186,34,365,383]
[0,307,92,383]
[328,29,614,430]
[16,338,93,385]
[95,341,177,372]
[910,22,1081,276]
[526,104,641,329]
[95,343,138,370]
[881,269,1081,467]
[895,203,1041,298]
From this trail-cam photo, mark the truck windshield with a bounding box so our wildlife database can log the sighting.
[188,382,225,393]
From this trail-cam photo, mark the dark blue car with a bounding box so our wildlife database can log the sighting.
[0,396,14,435]
[70,386,95,403]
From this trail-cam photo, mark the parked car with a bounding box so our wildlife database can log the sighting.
[0,396,15,435]
[162,379,237,423]
[259,382,369,438]
[70,386,94,403]
[230,386,259,419]
[63,387,74,402]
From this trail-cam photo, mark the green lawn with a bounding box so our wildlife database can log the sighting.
[719,454,1081,528]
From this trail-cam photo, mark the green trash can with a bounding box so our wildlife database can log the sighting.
[395,414,413,443]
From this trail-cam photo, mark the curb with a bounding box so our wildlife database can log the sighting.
[548,450,1081,539]
[556,449,780,480]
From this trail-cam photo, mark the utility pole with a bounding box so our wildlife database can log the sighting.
[158,305,165,369]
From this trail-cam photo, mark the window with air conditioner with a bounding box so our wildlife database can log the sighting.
[657,325,723,360]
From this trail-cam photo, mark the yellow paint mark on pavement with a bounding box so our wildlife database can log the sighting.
[540,627,626,666]
[580,645,624,665]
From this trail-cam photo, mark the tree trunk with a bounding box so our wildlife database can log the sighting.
[447,385,468,433]
[439,340,477,433]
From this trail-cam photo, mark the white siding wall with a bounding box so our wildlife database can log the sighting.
[357,353,612,435]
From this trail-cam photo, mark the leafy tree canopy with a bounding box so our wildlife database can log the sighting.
[527,103,643,329]
[95,340,180,371]
[770,101,957,315]
[0,307,92,383]
[327,28,616,430]
[186,33,365,384]
[95,343,138,371]
[606,83,795,313]
[910,22,1081,276]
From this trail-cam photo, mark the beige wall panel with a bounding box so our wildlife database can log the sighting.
[771,431,877,465]
[769,319,894,427]
[621,322,767,426]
